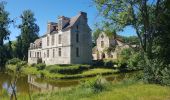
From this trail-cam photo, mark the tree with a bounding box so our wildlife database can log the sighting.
[93,0,170,85]
[0,1,11,68]
[18,10,39,60]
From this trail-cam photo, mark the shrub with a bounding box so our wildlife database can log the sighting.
[144,59,170,86]
[92,60,104,67]
[103,60,117,68]
[7,58,21,65]
[80,75,109,93]
[45,64,91,74]
[35,63,46,70]
[127,52,145,70]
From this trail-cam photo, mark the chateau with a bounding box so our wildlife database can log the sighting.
[92,32,130,60]
[28,12,92,65]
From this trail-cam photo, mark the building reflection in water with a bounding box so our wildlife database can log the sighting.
[28,75,78,92]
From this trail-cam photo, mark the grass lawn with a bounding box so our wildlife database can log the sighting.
[30,81,170,100]
[91,83,170,100]
[6,80,168,100]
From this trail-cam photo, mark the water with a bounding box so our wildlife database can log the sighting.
[0,71,138,96]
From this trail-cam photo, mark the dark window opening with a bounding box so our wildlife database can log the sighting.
[47,50,49,58]
[58,35,61,44]
[59,48,61,57]
[53,49,55,58]
[76,33,79,43]
[101,41,104,48]
[76,47,79,57]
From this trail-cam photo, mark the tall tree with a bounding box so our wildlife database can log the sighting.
[0,1,11,68]
[93,0,170,85]
[18,10,39,60]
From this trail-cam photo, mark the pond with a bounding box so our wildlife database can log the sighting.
[0,71,137,96]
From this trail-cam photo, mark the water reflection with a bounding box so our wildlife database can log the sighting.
[0,71,138,95]
[28,75,78,92]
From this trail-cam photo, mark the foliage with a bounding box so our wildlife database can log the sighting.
[144,59,170,86]
[92,28,102,42]
[80,75,109,93]
[35,63,46,70]
[118,48,133,64]
[121,36,140,45]
[103,59,117,68]
[127,52,145,70]
[45,64,91,74]
[93,0,170,85]
[0,1,11,68]
[16,10,39,60]
[3,77,170,100]
[7,58,21,65]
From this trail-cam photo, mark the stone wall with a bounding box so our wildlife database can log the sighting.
[70,15,92,64]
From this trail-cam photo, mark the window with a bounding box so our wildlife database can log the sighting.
[37,52,39,58]
[101,34,104,39]
[101,41,104,48]
[47,50,49,58]
[76,25,79,30]
[76,33,79,43]
[58,48,61,57]
[30,51,31,57]
[53,49,55,58]
[44,52,46,58]
[51,35,55,45]
[58,35,61,44]
[76,47,79,57]
[47,37,49,46]
[35,52,36,57]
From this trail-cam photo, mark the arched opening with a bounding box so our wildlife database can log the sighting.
[101,53,105,59]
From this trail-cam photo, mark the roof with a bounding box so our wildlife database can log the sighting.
[62,14,81,30]
[34,38,42,45]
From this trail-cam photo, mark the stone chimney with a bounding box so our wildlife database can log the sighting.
[79,11,87,23]
[58,16,70,31]
[47,22,57,33]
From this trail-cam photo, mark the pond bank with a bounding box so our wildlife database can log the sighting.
[1,73,170,100]
[6,63,119,80]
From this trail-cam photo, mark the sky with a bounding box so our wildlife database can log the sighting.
[4,0,136,41]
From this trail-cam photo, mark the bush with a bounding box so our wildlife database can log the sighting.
[104,60,117,68]
[80,75,109,93]
[35,63,46,70]
[45,64,91,74]
[144,59,170,86]
[127,52,145,70]
[7,58,21,65]
[92,60,104,67]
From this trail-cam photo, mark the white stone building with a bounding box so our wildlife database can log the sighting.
[28,12,92,65]
[92,32,130,60]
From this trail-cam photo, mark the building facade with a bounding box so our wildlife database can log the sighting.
[92,32,130,60]
[28,12,92,65]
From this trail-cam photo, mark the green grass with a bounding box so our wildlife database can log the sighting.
[29,81,170,100]
[6,63,118,79]
[2,79,170,100]
[91,83,170,100]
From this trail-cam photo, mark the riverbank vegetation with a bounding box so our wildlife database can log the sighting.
[1,75,170,100]
[6,58,119,79]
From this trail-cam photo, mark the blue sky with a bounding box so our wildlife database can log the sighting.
[4,0,136,41]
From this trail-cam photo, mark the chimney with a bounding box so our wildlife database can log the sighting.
[79,11,87,23]
[47,22,57,33]
[58,16,70,31]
